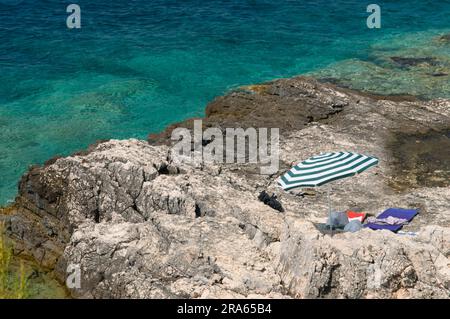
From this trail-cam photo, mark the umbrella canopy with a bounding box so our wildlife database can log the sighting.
[278,152,379,191]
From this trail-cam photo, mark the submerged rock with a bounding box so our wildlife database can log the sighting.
[310,33,450,100]
[1,77,449,299]
[390,56,439,68]
[430,72,448,77]
[439,34,450,42]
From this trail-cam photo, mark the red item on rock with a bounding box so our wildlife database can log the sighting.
[347,211,366,223]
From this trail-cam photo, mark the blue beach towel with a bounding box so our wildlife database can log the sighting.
[365,208,418,232]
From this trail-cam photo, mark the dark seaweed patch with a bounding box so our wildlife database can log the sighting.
[388,129,450,190]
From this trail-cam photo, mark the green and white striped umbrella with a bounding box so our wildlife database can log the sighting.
[278,152,379,191]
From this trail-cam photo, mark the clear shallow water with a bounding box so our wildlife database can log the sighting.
[310,31,450,97]
[0,0,449,204]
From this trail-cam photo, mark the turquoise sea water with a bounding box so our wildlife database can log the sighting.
[0,0,449,204]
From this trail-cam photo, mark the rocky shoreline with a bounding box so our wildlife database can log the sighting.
[1,76,449,298]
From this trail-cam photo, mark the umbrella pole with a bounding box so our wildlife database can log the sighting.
[327,185,331,216]
[328,185,333,235]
